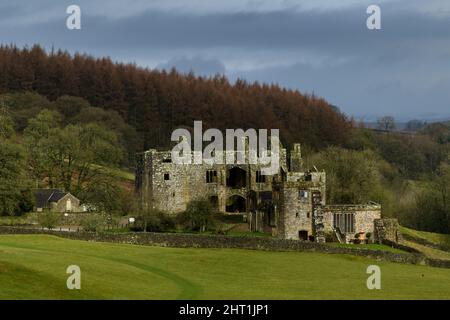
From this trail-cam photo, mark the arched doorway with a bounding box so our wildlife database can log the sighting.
[226,195,246,213]
[227,167,247,188]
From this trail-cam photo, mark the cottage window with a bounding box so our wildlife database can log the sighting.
[206,170,217,183]
[333,213,355,233]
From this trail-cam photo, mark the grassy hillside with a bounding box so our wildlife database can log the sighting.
[401,240,450,261]
[100,165,135,191]
[400,226,450,247]
[0,235,449,299]
[399,226,450,261]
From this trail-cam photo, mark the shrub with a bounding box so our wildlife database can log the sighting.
[131,207,174,232]
[37,211,60,229]
[179,200,216,232]
[0,215,32,226]
[158,212,176,231]
[81,215,105,232]
[325,231,335,242]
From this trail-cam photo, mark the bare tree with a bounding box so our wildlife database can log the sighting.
[377,116,396,131]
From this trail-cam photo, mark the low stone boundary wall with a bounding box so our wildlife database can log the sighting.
[426,258,450,268]
[1,226,449,268]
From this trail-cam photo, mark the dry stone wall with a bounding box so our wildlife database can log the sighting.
[1,226,448,268]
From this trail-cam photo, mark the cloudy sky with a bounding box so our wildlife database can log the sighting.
[1,0,450,121]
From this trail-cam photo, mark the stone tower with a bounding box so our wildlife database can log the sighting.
[290,143,303,172]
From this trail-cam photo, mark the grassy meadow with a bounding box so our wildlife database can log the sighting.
[0,235,449,300]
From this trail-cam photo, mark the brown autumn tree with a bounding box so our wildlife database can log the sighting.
[0,44,353,151]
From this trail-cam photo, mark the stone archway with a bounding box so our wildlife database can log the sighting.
[226,195,246,213]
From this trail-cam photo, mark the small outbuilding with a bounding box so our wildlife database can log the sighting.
[34,189,83,213]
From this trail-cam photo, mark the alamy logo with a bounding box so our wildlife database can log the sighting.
[367,5,381,30]
[366,265,381,289]
[66,265,81,290]
[66,5,81,30]
[171,121,280,175]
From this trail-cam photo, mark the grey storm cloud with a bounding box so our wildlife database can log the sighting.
[0,0,449,121]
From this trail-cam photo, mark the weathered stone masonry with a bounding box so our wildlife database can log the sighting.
[135,142,384,243]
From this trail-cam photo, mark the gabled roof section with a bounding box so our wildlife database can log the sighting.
[48,191,67,203]
[34,189,67,208]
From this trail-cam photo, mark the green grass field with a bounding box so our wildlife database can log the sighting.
[325,243,406,254]
[1,235,450,300]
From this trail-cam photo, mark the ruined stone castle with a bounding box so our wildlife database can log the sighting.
[135,142,382,243]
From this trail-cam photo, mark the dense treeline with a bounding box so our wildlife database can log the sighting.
[0,107,33,215]
[346,127,449,179]
[0,92,140,166]
[0,103,134,216]
[0,45,352,151]
[306,125,450,233]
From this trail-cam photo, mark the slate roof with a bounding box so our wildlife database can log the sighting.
[48,191,67,203]
[34,189,68,209]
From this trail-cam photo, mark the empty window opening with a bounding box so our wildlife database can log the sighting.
[298,230,308,241]
[256,170,266,183]
[206,170,218,183]
[226,167,247,188]
[164,173,170,181]
[333,213,355,233]
[299,190,308,199]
